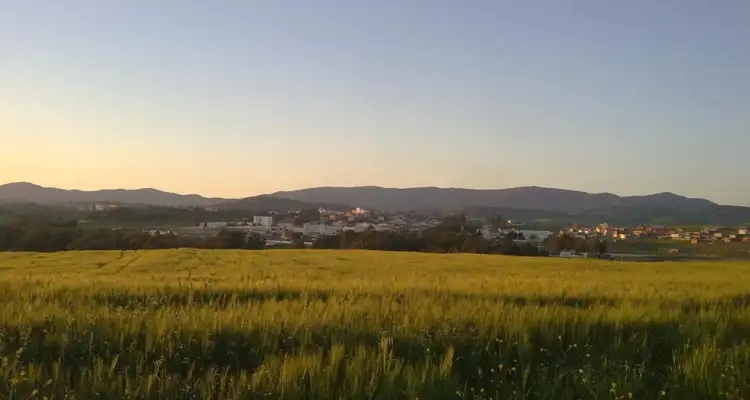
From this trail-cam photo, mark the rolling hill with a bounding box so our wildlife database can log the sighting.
[272,186,717,213]
[214,195,351,212]
[3,182,748,226]
[0,182,350,212]
[272,186,750,226]
[0,182,229,207]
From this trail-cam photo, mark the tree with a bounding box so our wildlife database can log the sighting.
[488,215,506,230]
[596,239,608,258]
[293,209,321,226]
[439,214,467,233]
[312,234,340,249]
[21,227,54,252]
[214,230,248,249]
[245,233,265,250]
[574,239,589,254]
[459,232,489,254]
[0,225,22,250]
[504,230,525,240]
[554,234,577,253]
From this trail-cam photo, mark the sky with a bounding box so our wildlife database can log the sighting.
[1,1,748,205]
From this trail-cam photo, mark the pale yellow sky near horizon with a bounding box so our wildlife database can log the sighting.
[0,102,742,202]
[0,119,478,198]
[1,107,743,203]
[1,88,495,198]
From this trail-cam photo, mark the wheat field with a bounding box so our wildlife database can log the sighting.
[0,249,748,399]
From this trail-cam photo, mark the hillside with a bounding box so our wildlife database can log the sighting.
[273,186,750,226]
[4,182,748,226]
[0,182,229,207]
[272,186,717,212]
[215,195,351,212]
[0,183,350,211]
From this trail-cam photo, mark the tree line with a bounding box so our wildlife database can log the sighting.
[311,229,547,256]
[0,219,264,252]
[0,216,599,256]
[310,224,603,256]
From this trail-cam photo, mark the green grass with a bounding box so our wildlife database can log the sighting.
[0,249,748,399]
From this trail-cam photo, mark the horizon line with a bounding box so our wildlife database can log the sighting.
[0,180,725,205]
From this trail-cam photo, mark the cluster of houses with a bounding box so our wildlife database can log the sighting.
[132,202,749,252]
[158,208,436,244]
[562,224,750,244]
[138,208,555,247]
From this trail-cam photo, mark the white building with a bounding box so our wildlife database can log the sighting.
[253,216,274,227]
[93,203,118,211]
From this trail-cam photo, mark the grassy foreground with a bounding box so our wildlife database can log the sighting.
[0,250,748,399]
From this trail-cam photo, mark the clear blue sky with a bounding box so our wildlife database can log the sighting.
[1,1,748,205]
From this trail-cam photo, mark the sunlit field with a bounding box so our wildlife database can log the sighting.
[0,249,748,399]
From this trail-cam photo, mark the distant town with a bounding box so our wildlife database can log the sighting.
[2,182,749,259]
[83,202,750,260]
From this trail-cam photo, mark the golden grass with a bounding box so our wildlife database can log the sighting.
[0,249,748,399]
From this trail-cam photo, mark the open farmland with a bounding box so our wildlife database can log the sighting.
[0,250,748,399]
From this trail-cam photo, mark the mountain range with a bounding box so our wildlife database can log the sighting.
[0,182,227,207]
[1,182,749,226]
[271,186,750,226]
[0,182,350,211]
[271,186,717,213]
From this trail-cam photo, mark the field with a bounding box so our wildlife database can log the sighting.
[0,250,748,399]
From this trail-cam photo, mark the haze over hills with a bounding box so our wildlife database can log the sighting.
[271,186,750,226]
[1,182,749,226]
[272,186,718,213]
[0,182,352,211]
[0,182,229,207]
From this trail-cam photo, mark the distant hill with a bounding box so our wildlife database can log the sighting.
[460,206,574,221]
[272,186,717,213]
[0,182,352,212]
[0,182,229,207]
[215,195,351,212]
[3,182,748,226]
[272,186,750,226]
